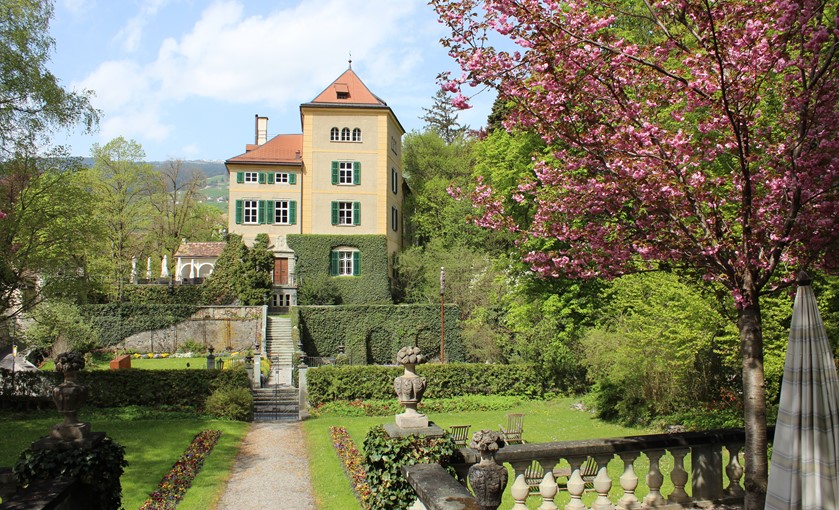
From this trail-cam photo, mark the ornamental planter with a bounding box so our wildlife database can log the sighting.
[394,346,428,429]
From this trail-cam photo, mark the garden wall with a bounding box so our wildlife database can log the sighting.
[293,304,464,364]
[117,306,264,354]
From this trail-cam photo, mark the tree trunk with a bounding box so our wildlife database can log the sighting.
[738,301,768,509]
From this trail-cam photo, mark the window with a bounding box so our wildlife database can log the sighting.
[274,172,297,184]
[331,201,360,226]
[235,200,268,224]
[272,293,292,307]
[352,128,362,142]
[331,161,360,185]
[330,127,339,141]
[341,127,351,141]
[330,248,360,276]
[244,172,258,183]
[391,167,398,194]
[273,200,297,225]
[337,91,349,100]
[236,171,267,184]
[391,207,398,232]
[243,200,258,224]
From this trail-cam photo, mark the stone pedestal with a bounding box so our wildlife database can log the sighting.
[384,422,445,439]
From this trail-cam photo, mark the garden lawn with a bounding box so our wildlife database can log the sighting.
[0,409,249,509]
[303,397,656,510]
[40,356,234,371]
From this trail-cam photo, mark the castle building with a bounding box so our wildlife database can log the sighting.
[225,66,405,308]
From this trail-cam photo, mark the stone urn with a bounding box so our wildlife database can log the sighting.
[468,430,508,510]
[51,351,91,441]
[394,346,428,429]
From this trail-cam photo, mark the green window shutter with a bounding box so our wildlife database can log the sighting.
[352,251,360,276]
[331,202,338,225]
[353,162,361,185]
[235,200,243,224]
[258,200,266,224]
[258,172,266,184]
[289,173,297,185]
[330,251,339,276]
[268,200,276,223]
[331,161,339,184]
[289,201,297,225]
[268,172,275,184]
[353,202,360,225]
[236,172,244,184]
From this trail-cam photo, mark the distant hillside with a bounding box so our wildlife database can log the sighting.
[78,158,227,178]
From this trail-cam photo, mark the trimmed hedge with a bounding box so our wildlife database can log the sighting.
[121,284,204,305]
[294,304,464,365]
[288,234,392,305]
[0,367,251,409]
[80,303,199,347]
[306,363,548,405]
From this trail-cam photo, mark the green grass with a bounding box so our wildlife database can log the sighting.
[0,408,249,509]
[303,397,655,510]
[40,355,244,371]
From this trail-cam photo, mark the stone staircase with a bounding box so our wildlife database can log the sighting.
[253,316,298,421]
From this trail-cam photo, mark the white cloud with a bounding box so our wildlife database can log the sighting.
[115,0,172,52]
[74,0,440,155]
[58,0,94,16]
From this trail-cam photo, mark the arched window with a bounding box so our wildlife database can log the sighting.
[341,127,351,141]
[330,127,339,141]
[352,128,362,142]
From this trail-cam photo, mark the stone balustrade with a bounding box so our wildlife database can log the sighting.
[405,428,755,510]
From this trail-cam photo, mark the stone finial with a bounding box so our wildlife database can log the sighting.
[396,346,426,366]
[51,351,91,442]
[394,346,429,429]
[55,351,85,374]
[468,430,507,510]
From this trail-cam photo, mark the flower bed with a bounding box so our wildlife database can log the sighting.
[330,426,371,508]
[140,429,223,509]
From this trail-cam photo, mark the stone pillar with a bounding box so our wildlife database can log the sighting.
[298,365,308,420]
[206,346,216,370]
[50,352,91,442]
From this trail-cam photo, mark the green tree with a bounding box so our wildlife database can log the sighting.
[235,233,273,305]
[0,0,98,160]
[23,299,99,355]
[87,137,155,297]
[201,235,246,305]
[0,154,102,318]
[420,89,469,144]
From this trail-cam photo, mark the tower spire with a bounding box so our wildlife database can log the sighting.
[348,51,352,69]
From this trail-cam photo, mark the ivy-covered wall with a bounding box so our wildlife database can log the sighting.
[292,304,464,364]
[287,234,392,304]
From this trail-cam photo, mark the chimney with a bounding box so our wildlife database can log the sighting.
[255,115,268,145]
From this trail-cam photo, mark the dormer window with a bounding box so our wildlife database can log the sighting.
[334,83,350,100]
[337,91,349,99]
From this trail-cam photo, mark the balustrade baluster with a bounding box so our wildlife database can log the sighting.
[724,442,744,497]
[643,450,665,507]
[537,459,559,510]
[616,452,639,510]
[510,462,530,510]
[565,456,587,510]
[667,447,690,505]
[591,454,614,510]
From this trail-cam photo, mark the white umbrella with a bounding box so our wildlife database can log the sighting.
[766,271,839,509]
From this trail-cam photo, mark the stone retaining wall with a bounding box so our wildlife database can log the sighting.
[118,306,264,353]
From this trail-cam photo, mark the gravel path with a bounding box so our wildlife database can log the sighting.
[216,422,316,510]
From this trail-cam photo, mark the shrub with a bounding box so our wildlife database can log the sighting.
[313,395,528,417]
[14,436,127,510]
[177,340,207,354]
[363,425,456,510]
[205,387,253,421]
[306,363,549,405]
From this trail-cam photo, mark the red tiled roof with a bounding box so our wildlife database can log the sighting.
[175,242,226,258]
[308,68,386,106]
[226,134,303,165]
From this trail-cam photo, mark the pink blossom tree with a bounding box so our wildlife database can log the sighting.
[432,0,839,506]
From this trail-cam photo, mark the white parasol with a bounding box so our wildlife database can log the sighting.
[765,271,839,509]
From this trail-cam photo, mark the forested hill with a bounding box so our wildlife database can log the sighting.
[79,158,227,178]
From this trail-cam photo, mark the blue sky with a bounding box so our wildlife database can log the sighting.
[49,0,494,162]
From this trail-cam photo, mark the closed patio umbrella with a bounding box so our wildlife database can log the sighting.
[765,271,839,509]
